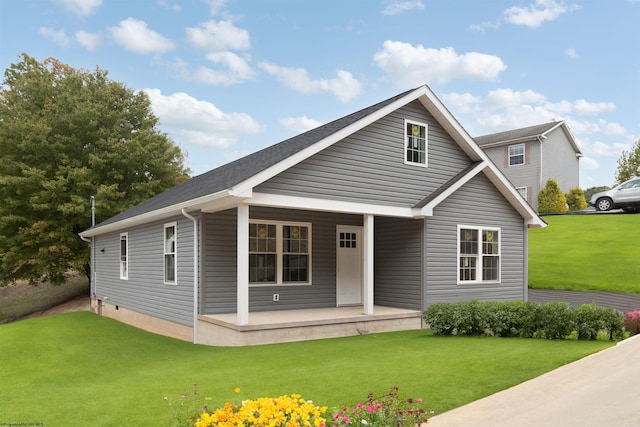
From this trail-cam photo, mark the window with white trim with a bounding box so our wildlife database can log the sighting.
[249,221,311,285]
[120,233,128,280]
[164,222,176,284]
[508,144,525,166]
[404,120,428,166]
[516,187,527,200]
[458,226,500,283]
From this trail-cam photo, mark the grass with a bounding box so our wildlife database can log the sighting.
[529,214,640,293]
[0,312,613,426]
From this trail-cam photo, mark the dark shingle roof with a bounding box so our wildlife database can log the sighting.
[474,122,560,146]
[94,88,415,228]
[412,162,482,209]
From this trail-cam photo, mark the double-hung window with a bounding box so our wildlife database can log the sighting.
[508,144,525,166]
[164,222,176,284]
[458,226,500,284]
[249,221,311,285]
[404,120,428,166]
[120,233,128,280]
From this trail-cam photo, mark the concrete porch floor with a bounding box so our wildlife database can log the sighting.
[197,305,423,346]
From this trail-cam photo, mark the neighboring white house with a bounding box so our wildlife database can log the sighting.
[475,121,582,211]
[80,85,545,346]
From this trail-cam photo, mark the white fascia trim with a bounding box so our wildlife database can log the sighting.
[230,88,428,196]
[249,192,417,218]
[419,162,488,216]
[482,162,547,229]
[80,189,233,237]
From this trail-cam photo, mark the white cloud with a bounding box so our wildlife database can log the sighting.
[54,0,102,17]
[373,41,506,86]
[143,89,263,148]
[110,18,175,54]
[75,30,101,51]
[503,0,579,28]
[191,52,255,85]
[280,116,323,133]
[186,20,250,52]
[469,20,501,33]
[202,0,229,16]
[564,48,579,59]
[259,62,364,103]
[157,0,181,12]
[39,27,70,47]
[444,88,622,137]
[380,0,425,16]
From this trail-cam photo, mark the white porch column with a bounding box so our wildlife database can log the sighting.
[237,204,249,325]
[363,214,374,315]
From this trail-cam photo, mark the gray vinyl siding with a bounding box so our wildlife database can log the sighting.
[202,207,362,314]
[424,173,526,307]
[374,217,423,310]
[483,142,541,209]
[93,216,196,326]
[540,127,580,194]
[256,101,472,206]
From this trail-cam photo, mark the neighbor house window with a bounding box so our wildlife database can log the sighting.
[120,233,128,280]
[164,222,176,284]
[516,187,527,200]
[458,226,500,283]
[405,120,428,166]
[249,221,311,285]
[508,144,525,166]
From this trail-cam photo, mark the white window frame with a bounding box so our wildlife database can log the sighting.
[249,220,312,286]
[164,222,177,285]
[119,232,128,280]
[457,225,501,285]
[404,119,428,167]
[508,143,525,166]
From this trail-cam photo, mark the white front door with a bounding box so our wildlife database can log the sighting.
[336,226,362,306]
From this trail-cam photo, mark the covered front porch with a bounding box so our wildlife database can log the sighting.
[197,305,423,346]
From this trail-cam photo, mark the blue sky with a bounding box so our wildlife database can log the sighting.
[1,0,638,187]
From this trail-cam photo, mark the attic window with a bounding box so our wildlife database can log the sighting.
[404,120,428,167]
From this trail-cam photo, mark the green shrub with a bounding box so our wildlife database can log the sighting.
[565,187,588,211]
[538,179,568,213]
[425,301,624,340]
[569,304,623,341]
[535,302,573,339]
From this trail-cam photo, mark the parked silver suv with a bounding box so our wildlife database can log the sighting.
[589,176,640,212]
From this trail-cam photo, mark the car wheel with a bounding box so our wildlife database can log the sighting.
[596,198,613,211]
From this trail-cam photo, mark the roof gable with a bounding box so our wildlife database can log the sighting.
[475,121,582,155]
[83,85,545,235]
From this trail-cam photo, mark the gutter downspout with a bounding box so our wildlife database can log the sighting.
[181,208,199,344]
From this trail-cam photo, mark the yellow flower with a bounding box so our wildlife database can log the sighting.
[234,387,241,393]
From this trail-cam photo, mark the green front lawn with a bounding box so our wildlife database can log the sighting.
[529,214,640,293]
[1,312,613,426]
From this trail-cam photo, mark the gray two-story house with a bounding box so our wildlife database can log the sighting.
[80,85,545,346]
[475,121,582,211]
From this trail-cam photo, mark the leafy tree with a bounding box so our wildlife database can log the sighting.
[615,139,640,184]
[565,187,587,211]
[584,186,611,203]
[538,179,567,213]
[0,54,190,285]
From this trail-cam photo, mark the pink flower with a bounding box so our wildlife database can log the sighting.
[163,397,168,401]
[367,405,375,412]
[376,404,382,409]
[417,398,423,403]
[342,416,350,424]
[357,403,365,409]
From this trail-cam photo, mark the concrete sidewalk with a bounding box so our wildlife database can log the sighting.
[427,334,640,427]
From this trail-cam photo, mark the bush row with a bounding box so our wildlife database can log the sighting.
[423,300,625,340]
